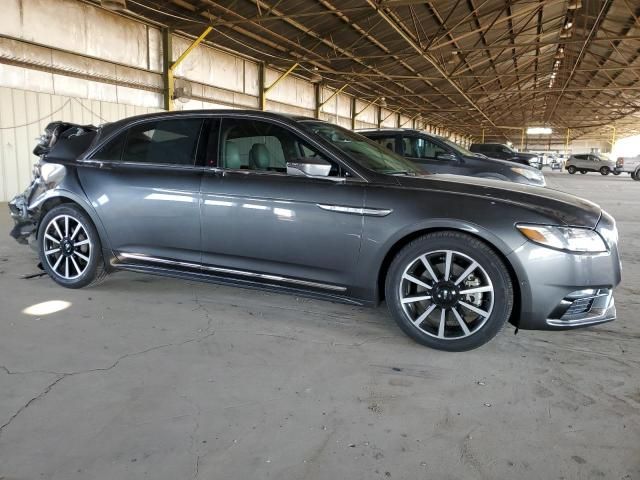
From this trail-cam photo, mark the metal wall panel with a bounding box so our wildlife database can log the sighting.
[0,86,161,201]
[380,109,397,128]
[7,0,153,70]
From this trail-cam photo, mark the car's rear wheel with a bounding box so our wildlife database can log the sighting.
[580,170,587,174]
[567,165,576,174]
[385,232,513,351]
[600,166,610,175]
[613,171,621,176]
[632,170,640,181]
[38,204,107,288]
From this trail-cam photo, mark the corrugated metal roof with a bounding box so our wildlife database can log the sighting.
[104,0,640,142]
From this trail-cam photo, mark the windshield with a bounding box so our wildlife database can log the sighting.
[437,136,475,157]
[301,121,423,175]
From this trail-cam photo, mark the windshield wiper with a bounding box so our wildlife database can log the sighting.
[388,170,417,176]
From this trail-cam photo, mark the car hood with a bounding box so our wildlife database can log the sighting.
[393,174,602,228]
[465,154,536,170]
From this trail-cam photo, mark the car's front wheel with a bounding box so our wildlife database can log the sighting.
[600,166,610,175]
[632,170,640,181]
[385,232,513,351]
[38,204,107,288]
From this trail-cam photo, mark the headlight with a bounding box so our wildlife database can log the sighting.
[517,224,607,253]
[511,167,542,181]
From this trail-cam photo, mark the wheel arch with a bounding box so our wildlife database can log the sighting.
[33,191,114,263]
[375,225,522,327]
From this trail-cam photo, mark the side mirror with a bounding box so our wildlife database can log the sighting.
[435,152,457,162]
[286,159,332,177]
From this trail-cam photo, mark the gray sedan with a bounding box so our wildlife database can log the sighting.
[9,111,621,351]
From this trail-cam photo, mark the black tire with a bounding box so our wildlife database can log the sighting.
[385,231,513,352]
[632,170,640,181]
[600,166,610,175]
[38,204,108,289]
[567,165,576,174]
[580,170,587,174]
[613,171,621,176]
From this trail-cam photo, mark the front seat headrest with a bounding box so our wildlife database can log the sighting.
[225,142,242,169]
[249,143,271,170]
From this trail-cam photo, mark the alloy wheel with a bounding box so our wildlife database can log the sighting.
[43,214,92,280]
[398,250,494,340]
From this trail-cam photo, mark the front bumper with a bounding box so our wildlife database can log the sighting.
[546,288,616,328]
[507,212,621,330]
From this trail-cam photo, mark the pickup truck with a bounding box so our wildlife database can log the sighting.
[616,155,640,180]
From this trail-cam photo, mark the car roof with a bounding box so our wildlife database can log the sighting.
[99,109,318,137]
[356,128,422,134]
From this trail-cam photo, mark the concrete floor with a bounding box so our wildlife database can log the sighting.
[0,172,638,480]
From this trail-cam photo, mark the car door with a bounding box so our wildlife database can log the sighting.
[79,116,205,264]
[199,116,365,291]
[400,134,458,174]
[573,154,587,169]
[590,155,603,170]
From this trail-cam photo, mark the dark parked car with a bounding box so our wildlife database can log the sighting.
[359,129,545,186]
[470,143,541,168]
[9,111,621,351]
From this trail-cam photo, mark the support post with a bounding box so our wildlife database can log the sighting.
[520,128,525,150]
[258,62,266,111]
[262,62,299,110]
[314,83,321,119]
[611,125,616,148]
[481,128,485,143]
[565,128,570,154]
[350,97,357,130]
[162,28,173,111]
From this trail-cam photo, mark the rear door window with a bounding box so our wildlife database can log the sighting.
[402,136,447,159]
[371,136,398,153]
[121,119,203,165]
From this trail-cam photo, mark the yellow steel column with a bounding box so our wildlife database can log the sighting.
[166,26,213,111]
[262,63,299,110]
[520,128,525,150]
[565,128,570,154]
[481,128,485,143]
[611,125,616,148]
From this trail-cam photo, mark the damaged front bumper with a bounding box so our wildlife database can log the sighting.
[8,180,39,245]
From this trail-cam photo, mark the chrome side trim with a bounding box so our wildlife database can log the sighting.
[316,204,392,217]
[119,253,347,292]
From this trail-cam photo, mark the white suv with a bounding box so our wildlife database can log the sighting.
[616,154,640,181]
[565,153,618,176]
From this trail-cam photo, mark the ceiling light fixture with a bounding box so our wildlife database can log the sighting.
[527,127,553,135]
[309,66,322,84]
